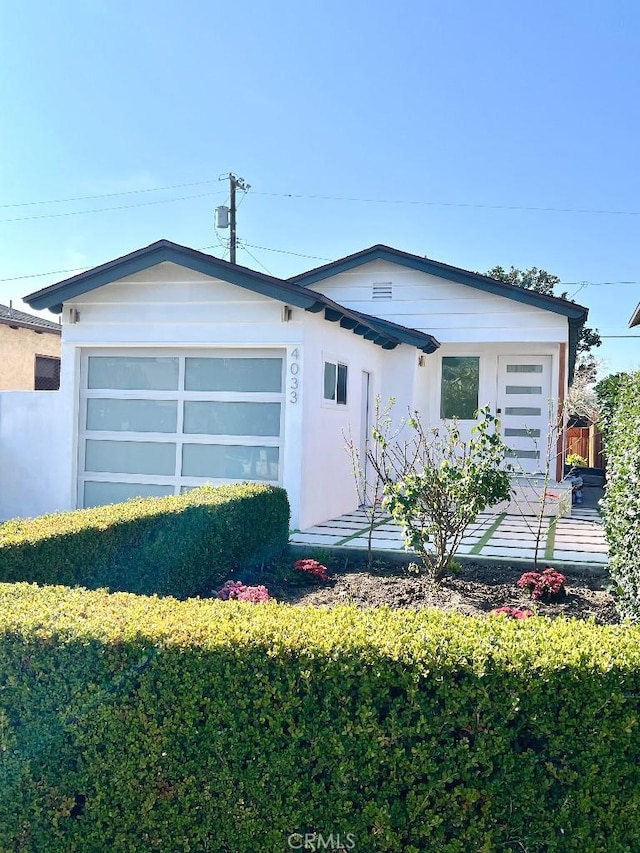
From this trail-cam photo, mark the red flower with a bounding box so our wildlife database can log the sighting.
[294,559,331,582]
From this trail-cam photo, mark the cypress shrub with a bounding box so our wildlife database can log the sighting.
[602,371,640,621]
[0,484,289,598]
[0,583,639,852]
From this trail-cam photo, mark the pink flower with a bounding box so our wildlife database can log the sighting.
[489,606,533,619]
[216,580,272,603]
[517,568,566,600]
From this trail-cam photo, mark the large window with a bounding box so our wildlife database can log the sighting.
[323,361,348,405]
[440,356,479,419]
[35,355,60,391]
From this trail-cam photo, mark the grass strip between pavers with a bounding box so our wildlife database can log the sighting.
[468,513,507,555]
[335,515,394,546]
[544,516,558,563]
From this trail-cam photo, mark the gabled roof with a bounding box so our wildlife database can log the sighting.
[629,302,640,328]
[290,243,588,320]
[23,240,439,354]
[0,303,61,334]
[290,243,588,381]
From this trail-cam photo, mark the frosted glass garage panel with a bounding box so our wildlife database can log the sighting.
[182,444,279,480]
[86,399,178,432]
[185,358,283,392]
[83,481,174,507]
[85,440,176,475]
[88,357,179,390]
[183,401,281,436]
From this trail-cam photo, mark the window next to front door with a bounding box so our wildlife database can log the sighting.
[440,356,479,419]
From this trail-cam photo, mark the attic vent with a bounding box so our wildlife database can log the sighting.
[372,282,393,300]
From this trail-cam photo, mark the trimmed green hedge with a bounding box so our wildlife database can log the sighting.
[0,484,289,598]
[1,584,640,852]
[602,371,640,621]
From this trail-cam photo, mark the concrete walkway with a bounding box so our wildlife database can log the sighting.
[290,501,608,572]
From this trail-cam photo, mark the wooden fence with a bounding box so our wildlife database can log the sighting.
[566,424,605,470]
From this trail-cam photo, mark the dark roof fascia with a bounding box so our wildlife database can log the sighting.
[629,301,640,328]
[24,240,327,315]
[0,316,61,335]
[23,239,440,355]
[289,244,588,322]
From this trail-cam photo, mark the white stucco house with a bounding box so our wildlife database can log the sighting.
[0,241,587,529]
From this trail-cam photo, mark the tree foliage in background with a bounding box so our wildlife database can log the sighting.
[595,371,629,435]
[486,265,601,385]
[602,371,640,621]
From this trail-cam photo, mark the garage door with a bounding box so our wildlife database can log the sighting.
[78,349,285,507]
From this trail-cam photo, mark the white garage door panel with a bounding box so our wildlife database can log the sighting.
[84,481,174,507]
[86,398,178,433]
[183,401,281,436]
[85,440,176,475]
[88,356,179,390]
[181,444,279,480]
[185,357,283,392]
[78,349,285,508]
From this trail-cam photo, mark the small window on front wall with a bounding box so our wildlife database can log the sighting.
[323,361,348,404]
[440,356,479,419]
[34,355,61,391]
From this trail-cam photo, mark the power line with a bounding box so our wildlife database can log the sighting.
[252,190,640,217]
[242,242,331,261]
[6,177,640,220]
[0,191,225,223]
[0,178,223,209]
[238,243,273,276]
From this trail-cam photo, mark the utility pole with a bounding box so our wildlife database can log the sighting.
[217,173,250,264]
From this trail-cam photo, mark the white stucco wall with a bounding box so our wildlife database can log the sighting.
[0,391,71,520]
[298,314,382,530]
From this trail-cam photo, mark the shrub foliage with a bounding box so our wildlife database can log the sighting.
[1,583,639,851]
[0,484,289,598]
[602,371,640,620]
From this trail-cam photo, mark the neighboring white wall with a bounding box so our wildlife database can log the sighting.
[309,260,568,343]
[0,391,71,520]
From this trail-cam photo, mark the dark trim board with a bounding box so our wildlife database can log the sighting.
[290,244,587,321]
[23,238,584,370]
[24,240,439,355]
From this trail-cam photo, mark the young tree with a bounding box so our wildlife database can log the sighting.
[368,405,512,580]
[344,397,398,570]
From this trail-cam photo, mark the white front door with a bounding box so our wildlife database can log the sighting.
[496,355,553,474]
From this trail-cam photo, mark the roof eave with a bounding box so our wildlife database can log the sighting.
[0,317,61,335]
[24,241,323,315]
[290,244,588,321]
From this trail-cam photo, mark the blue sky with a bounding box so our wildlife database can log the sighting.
[1,0,639,377]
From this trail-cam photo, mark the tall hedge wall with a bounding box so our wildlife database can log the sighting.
[0,484,289,598]
[602,371,640,621]
[1,583,639,852]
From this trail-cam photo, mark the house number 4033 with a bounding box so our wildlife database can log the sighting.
[289,348,300,403]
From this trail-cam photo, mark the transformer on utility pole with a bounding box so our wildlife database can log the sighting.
[215,173,250,264]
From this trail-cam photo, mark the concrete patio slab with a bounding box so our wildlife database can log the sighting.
[290,505,609,573]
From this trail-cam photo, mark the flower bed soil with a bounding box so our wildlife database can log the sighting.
[264,560,618,624]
